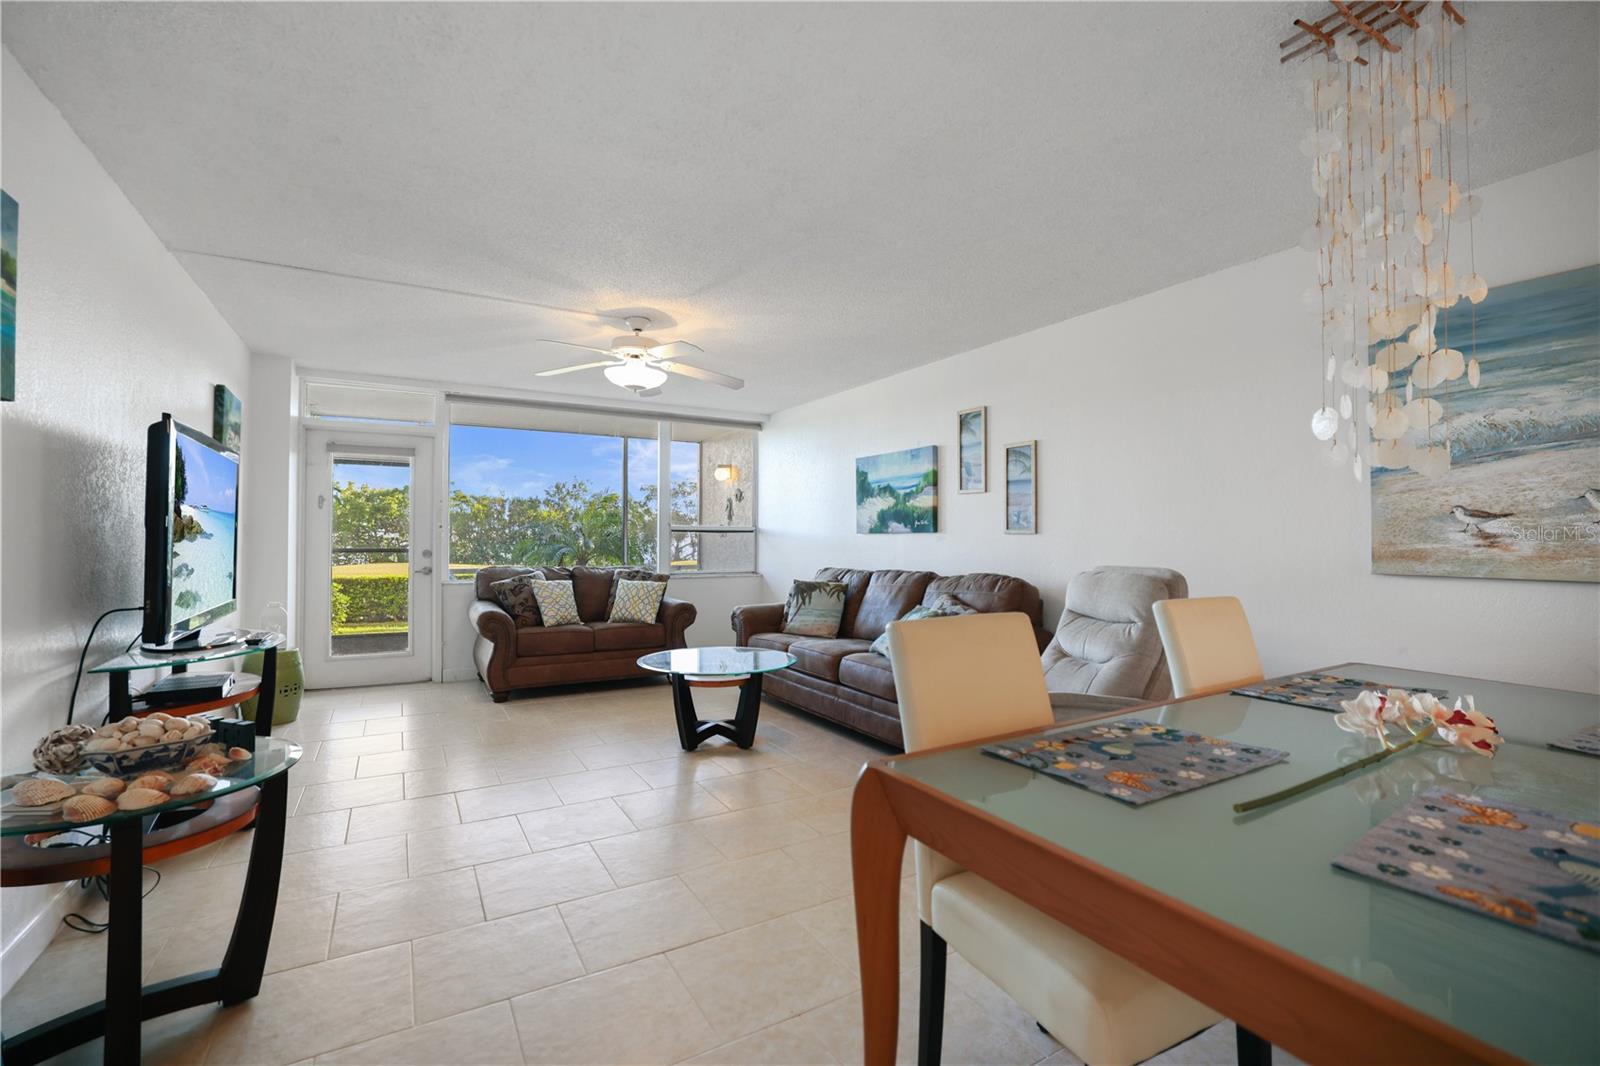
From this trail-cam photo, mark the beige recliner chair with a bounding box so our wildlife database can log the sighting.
[1043,566,1188,724]
[888,611,1225,1066]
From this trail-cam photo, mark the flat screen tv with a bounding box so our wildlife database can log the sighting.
[142,414,240,650]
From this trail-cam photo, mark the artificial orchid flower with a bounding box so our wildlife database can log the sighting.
[1333,689,1397,740]
[1429,695,1504,757]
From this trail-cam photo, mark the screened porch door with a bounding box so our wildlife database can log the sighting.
[302,431,435,688]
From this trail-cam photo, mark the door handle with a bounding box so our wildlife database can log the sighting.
[414,565,433,576]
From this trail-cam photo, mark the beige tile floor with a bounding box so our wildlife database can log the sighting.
[3,679,1267,1065]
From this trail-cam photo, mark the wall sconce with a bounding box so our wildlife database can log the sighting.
[713,464,738,482]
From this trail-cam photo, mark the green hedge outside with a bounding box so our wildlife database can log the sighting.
[331,573,408,627]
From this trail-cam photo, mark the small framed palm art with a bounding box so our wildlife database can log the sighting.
[1004,440,1036,534]
[957,406,985,493]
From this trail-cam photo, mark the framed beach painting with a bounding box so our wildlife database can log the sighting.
[1369,264,1598,582]
[2,190,17,402]
[958,406,986,493]
[856,446,937,533]
[213,384,242,452]
[1005,440,1036,534]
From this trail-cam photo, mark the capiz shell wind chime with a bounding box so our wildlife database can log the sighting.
[1285,1,1485,481]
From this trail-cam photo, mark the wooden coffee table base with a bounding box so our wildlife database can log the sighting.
[669,672,763,751]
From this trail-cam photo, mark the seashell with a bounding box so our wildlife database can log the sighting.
[1310,407,1339,441]
[12,778,77,807]
[162,730,186,743]
[1371,439,1412,470]
[1405,397,1445,432]
[1467,357,1481,387]
[182,722,209,740]
[117,788,169,811]
[227,748,252,762]
[1411,443,1452,478]
[63,794,117,824]
[79,777,126,798]
[129,736,159,748]
[1376,340,1418,373]
[130,772,174,792]
[138,720,168,739]
[95,724,120,738]
[185,754,232,776]
[33,724,97,775]
[169,774,218,798]
[1338,394,1353,421]
[1462,273,1489,304]
[116,717,141,732]
[85,737,122,753]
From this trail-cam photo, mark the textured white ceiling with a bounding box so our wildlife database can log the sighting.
[4,2,1595,415]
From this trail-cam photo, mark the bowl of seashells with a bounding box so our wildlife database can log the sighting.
[3,743,255,826]
[80,713,215,776]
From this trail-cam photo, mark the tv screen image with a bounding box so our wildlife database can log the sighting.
[170,427,238,625]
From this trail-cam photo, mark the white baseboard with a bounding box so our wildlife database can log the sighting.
[1,881,89,998]
[442,667,479,684]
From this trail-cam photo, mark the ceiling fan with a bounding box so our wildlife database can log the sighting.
[535,317,744,397]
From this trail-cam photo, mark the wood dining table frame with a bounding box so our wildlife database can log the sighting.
[849,690,1520,1066]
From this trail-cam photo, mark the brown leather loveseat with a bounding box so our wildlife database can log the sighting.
[469,565,697,701]
[731,567,1049,747]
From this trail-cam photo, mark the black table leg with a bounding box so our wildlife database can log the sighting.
[254,646,278,738]
[670,674,763,751]
[107,673,131,721]
[103,819,145,1065]
[218,773,288,1004]
[731,674,763,749]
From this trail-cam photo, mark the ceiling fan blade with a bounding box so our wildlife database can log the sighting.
[539,340,613,355]
[657,361,745,390]
[647,339,704,359]
[534,360,615,377]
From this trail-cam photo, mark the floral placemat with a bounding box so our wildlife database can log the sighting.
[1549,724,1600,758]
[1232,673,1450,714]
[981,719,1288,806]
[1333,788,1600,953]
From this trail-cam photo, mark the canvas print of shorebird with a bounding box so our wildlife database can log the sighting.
[1369,265,1599,583]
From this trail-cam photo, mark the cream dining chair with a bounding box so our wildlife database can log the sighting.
[1152,596,1265,698]
[887,611,1224,1066]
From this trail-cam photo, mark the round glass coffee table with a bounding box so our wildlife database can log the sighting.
[637,647,797,751]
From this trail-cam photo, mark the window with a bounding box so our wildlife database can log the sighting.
[445,404,756,579]
[668,423,756,574]
[304,381,435,425]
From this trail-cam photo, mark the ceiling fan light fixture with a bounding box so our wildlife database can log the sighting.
[604,361,668,393]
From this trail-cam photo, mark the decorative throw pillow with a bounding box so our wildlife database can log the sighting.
[609,578,668,624]
[605,568,669,618]
[869,595,978,658]
[530,580,582,627]
[782,580,848,638]
[489,575,542,626]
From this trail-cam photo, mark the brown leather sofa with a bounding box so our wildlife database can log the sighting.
[731,568,1049,747]
[469,565,697,701]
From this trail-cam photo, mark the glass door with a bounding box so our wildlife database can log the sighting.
[302,431,435,687]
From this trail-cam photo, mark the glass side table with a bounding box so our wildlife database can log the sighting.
[637,646,797,751]
[0,737,302,1065]
[89,634,284,731]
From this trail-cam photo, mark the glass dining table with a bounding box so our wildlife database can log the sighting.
[850,663,1600,1064]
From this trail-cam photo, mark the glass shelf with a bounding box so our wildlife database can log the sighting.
[637,646,796,678]
[0,737,301,837]
[89,633,284,674]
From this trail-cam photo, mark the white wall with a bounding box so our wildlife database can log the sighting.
[239,353,299,643]
[0,50,252,988]
[760,152,1600,696]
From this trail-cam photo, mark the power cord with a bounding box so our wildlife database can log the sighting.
[65,606,142,726]
[35,828,163,934]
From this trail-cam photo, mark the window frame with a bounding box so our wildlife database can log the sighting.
[443,415,756,582]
